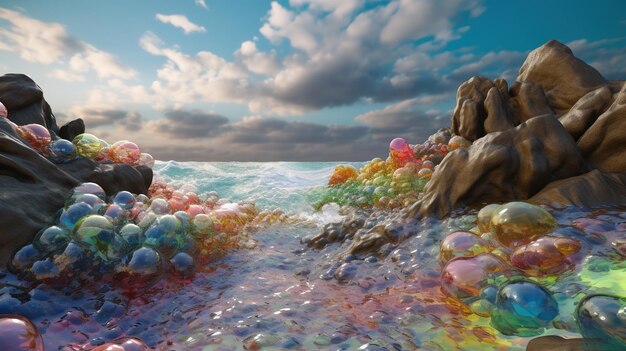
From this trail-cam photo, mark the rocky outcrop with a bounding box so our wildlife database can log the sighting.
[0,74,153,266]
[410,40,626,218]
[411,115,589,218]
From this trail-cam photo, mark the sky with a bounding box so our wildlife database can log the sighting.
[0,0,625,161]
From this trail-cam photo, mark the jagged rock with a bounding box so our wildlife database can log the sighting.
[451,76,493,141]
[0,118,78,266]
[0,74,59,133]
[529,170,626,208]
[410,115,589,218]
[484,86,516,133]
[559,86,613,140]
[509,81,554,123]
[577,83,626,173]
[517,40,607,115]
[58,118,85,141]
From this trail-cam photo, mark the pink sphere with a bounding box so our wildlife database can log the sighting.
[17,124,51,151]
[0,315,45,351]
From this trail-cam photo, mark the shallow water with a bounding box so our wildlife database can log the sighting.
[1,162,625,350]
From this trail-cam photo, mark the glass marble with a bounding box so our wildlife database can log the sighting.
[441,253,512,300]
[0,315,45,351]
[119,223,144,248]
[104,204,128,225]
[48,139,76,163]
[109,140,141,165]
[448,135,471,151]
[477,204,502,233]
[389,138,416,167]
[73,182,106,200]
[113,191,136,210]
[34,226,70,253]
[74,215,115,249]
[138,152,155,168]
[126,247,161,276]
[72,133,104,159]
[148,197,170,215]
[17,124,51,151]
[489,202,557,248]
[191,213,213,237]
[577,295,626,350]
[59,203,94,229]
[510,236,581,275]
[439,231,491,263]
[490,281,559,336]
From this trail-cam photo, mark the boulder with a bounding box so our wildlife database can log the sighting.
[451,76,493,141]
[529,170,626,208]
[58,118,85,141]
[577,83,626,173]
[525,336,584,351]
[559,86,613,140]
[0,74,59,132]
[517,40,607,115]
[509,81,553,123]
[410,115,589,218]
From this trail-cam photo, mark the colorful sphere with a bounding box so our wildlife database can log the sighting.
[73,182,106,200]
[109,140,141,164]
[490,202,557,248]
[448,135,471,151]
[477,204,501,233]
[35,226,70,253]
[577,295,626,350]
[72,133,104,159]
[328,165,359,186]
[440,231,491,263]
[17,124,51,151]
[114,191,136,210]
[0,315,45,351]
[511,236,581,275]
[389,138,416,167]
[48,139,77,163]
[491,281,559,336]
[441,253,512,300]
[138,153,155,168]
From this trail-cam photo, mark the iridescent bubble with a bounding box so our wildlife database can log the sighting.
[127,247,161,276]
[113,191,136,210]
[577,295,626,350]
[490,202,557,248]
[138,153,155,168]
[477,204,501,233]
[73,182,106,200]
[17,123,51,151]
[448,135,471,151]
[170,252,194,277]
[148,197,169,215]
[119,223,144,248]
[0,315,45,351]
[69,193,105,211]
[441,253,513,300]
[439,231,491,263]
[59,202,94,229]
[389,137,416,167]
[72,133,104,159]
[510,236,581,275]
[109,140,141,165]
[491,281,559,336]
[104,204,128,226]
[74,215,115,249]
[34,225,70,253]
[48,139,77,163]
[11,244,42,271]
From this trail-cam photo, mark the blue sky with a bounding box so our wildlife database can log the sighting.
[1,0,625,161]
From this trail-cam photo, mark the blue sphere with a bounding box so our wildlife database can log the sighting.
[48,139,76,163]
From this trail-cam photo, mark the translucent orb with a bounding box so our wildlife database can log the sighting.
[328,165,359,186]
[59,202,94,229]
[73,182,106,200]
[48,139,76,163]
[441,253,512,300]
[110,140,141,165]
[490,202,557,248]
[17,124,51,151]
[72,133,104,159]
[389,137,416,167]
[439,231,491,263]
[114,191,136,210]
[138,153,155,168]
[0,315,45,351]
[35,226,70,253]
[577,295,626,350]
[477,204,501,233]
[511,236,581,275]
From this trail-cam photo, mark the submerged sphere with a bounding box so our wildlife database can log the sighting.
[490,202,557,248]
[0,315,45,351]
[491,281,559,336]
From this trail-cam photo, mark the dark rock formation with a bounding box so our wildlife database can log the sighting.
[0,74,59,133]
[58,118,85,141]
[411,115,589,218]
[0,118,78,266]
[0,74,153,267]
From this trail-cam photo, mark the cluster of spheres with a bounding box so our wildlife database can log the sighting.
[440,201,625,345]
[9,178,272,289]
[0,101,154,167]
[321,129,471,209]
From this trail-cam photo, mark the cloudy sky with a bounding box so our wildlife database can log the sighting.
[1,0,625,161]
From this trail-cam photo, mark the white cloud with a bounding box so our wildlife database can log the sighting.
[0,8,136,81]
[195,0,208,10]
[155,14,206,34]
[48,69,85,82]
